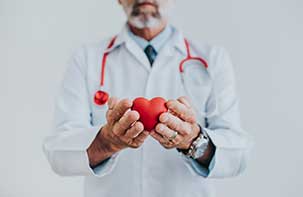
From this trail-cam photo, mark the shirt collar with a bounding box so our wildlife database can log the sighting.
[127,24,173,52]
[105,23,187,56]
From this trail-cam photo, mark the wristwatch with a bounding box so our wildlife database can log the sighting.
[177,125,210,159]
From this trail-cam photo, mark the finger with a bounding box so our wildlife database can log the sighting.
[165,99,196,123]
[108,96,119,109]
[159,112,191,136]
[150,131,175,149]
[177,96,192,108]
[150,130,168,144]
[132,130,150,146]
[113,110,140,136]
[106,97,119,122]
[109,98,132,123]
[154,123,182,145]
[124,121,144,138]
[162,141,175,149]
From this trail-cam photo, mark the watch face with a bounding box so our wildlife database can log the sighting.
[193,140,209,159]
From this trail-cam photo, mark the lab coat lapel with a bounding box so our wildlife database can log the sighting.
[125,39,151,71]
[109,25,188,72]
[171,28,187,57]
[110,25,151,72]
[152,27,187,72]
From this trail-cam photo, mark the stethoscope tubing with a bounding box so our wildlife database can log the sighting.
[94,36,218,118]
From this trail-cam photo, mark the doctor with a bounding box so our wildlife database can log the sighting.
[43,0,252,197]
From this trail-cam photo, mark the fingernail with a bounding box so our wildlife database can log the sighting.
[158,124,164,131]
[161,114,168,122]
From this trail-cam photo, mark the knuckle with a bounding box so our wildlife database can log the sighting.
[179,96,187,100]
[174,121,181,131]
[189,116,196,123]
[126,124,139,138]
[129,142,141,149]
[187,111,196,122]
[123,137,132,145]
[159,138,167,144]
[124,128,132,138]
[163,144,173,149]
[166,100,175,108]
[175,137,183,145]
[118,114,124,122]
[114,108,122,116]
[137,139,145,145]
[182,128,190,135]
[166,99,174,105]
[166,121,174,129]
[121,98,132,108]
[180,113,187,120]
[106,110,115,120]
[112,126,120,136]
[113,129,120,137]
[188,112,194,119]
[161,142,168,148]
[112,130,118,136]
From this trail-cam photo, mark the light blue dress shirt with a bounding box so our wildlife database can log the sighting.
[127,24,174,53]
[93,24,215,177]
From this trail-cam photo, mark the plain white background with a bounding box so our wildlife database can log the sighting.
[1,0,303,196]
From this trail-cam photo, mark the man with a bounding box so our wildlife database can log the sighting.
[43,0,252,196]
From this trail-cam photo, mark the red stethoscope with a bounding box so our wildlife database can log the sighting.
[94,36,209,106]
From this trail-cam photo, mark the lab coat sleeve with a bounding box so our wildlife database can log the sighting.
[181,47,253,178]
[42,46,120,177]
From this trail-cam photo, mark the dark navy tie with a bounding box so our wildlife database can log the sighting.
[144,45,157,66]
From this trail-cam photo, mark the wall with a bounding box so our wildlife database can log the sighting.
[1,0,303,196]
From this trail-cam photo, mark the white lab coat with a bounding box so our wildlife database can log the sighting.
[43,25,252,197]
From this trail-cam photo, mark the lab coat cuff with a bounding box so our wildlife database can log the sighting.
[201,127,243,178]
[43,125,120,177]
[178,151,216,178]
[89,152,120,178]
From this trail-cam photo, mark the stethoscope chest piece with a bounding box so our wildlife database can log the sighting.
[94,90,109,106]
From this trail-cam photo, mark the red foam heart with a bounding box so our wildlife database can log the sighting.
[131,97,168,131]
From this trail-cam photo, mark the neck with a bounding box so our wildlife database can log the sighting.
[128,21,167,41]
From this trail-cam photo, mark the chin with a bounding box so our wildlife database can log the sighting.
[129,16,163,29]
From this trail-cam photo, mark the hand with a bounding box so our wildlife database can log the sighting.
[87,97,149,167]
[101,97,150,151]
[150,96,200,150]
